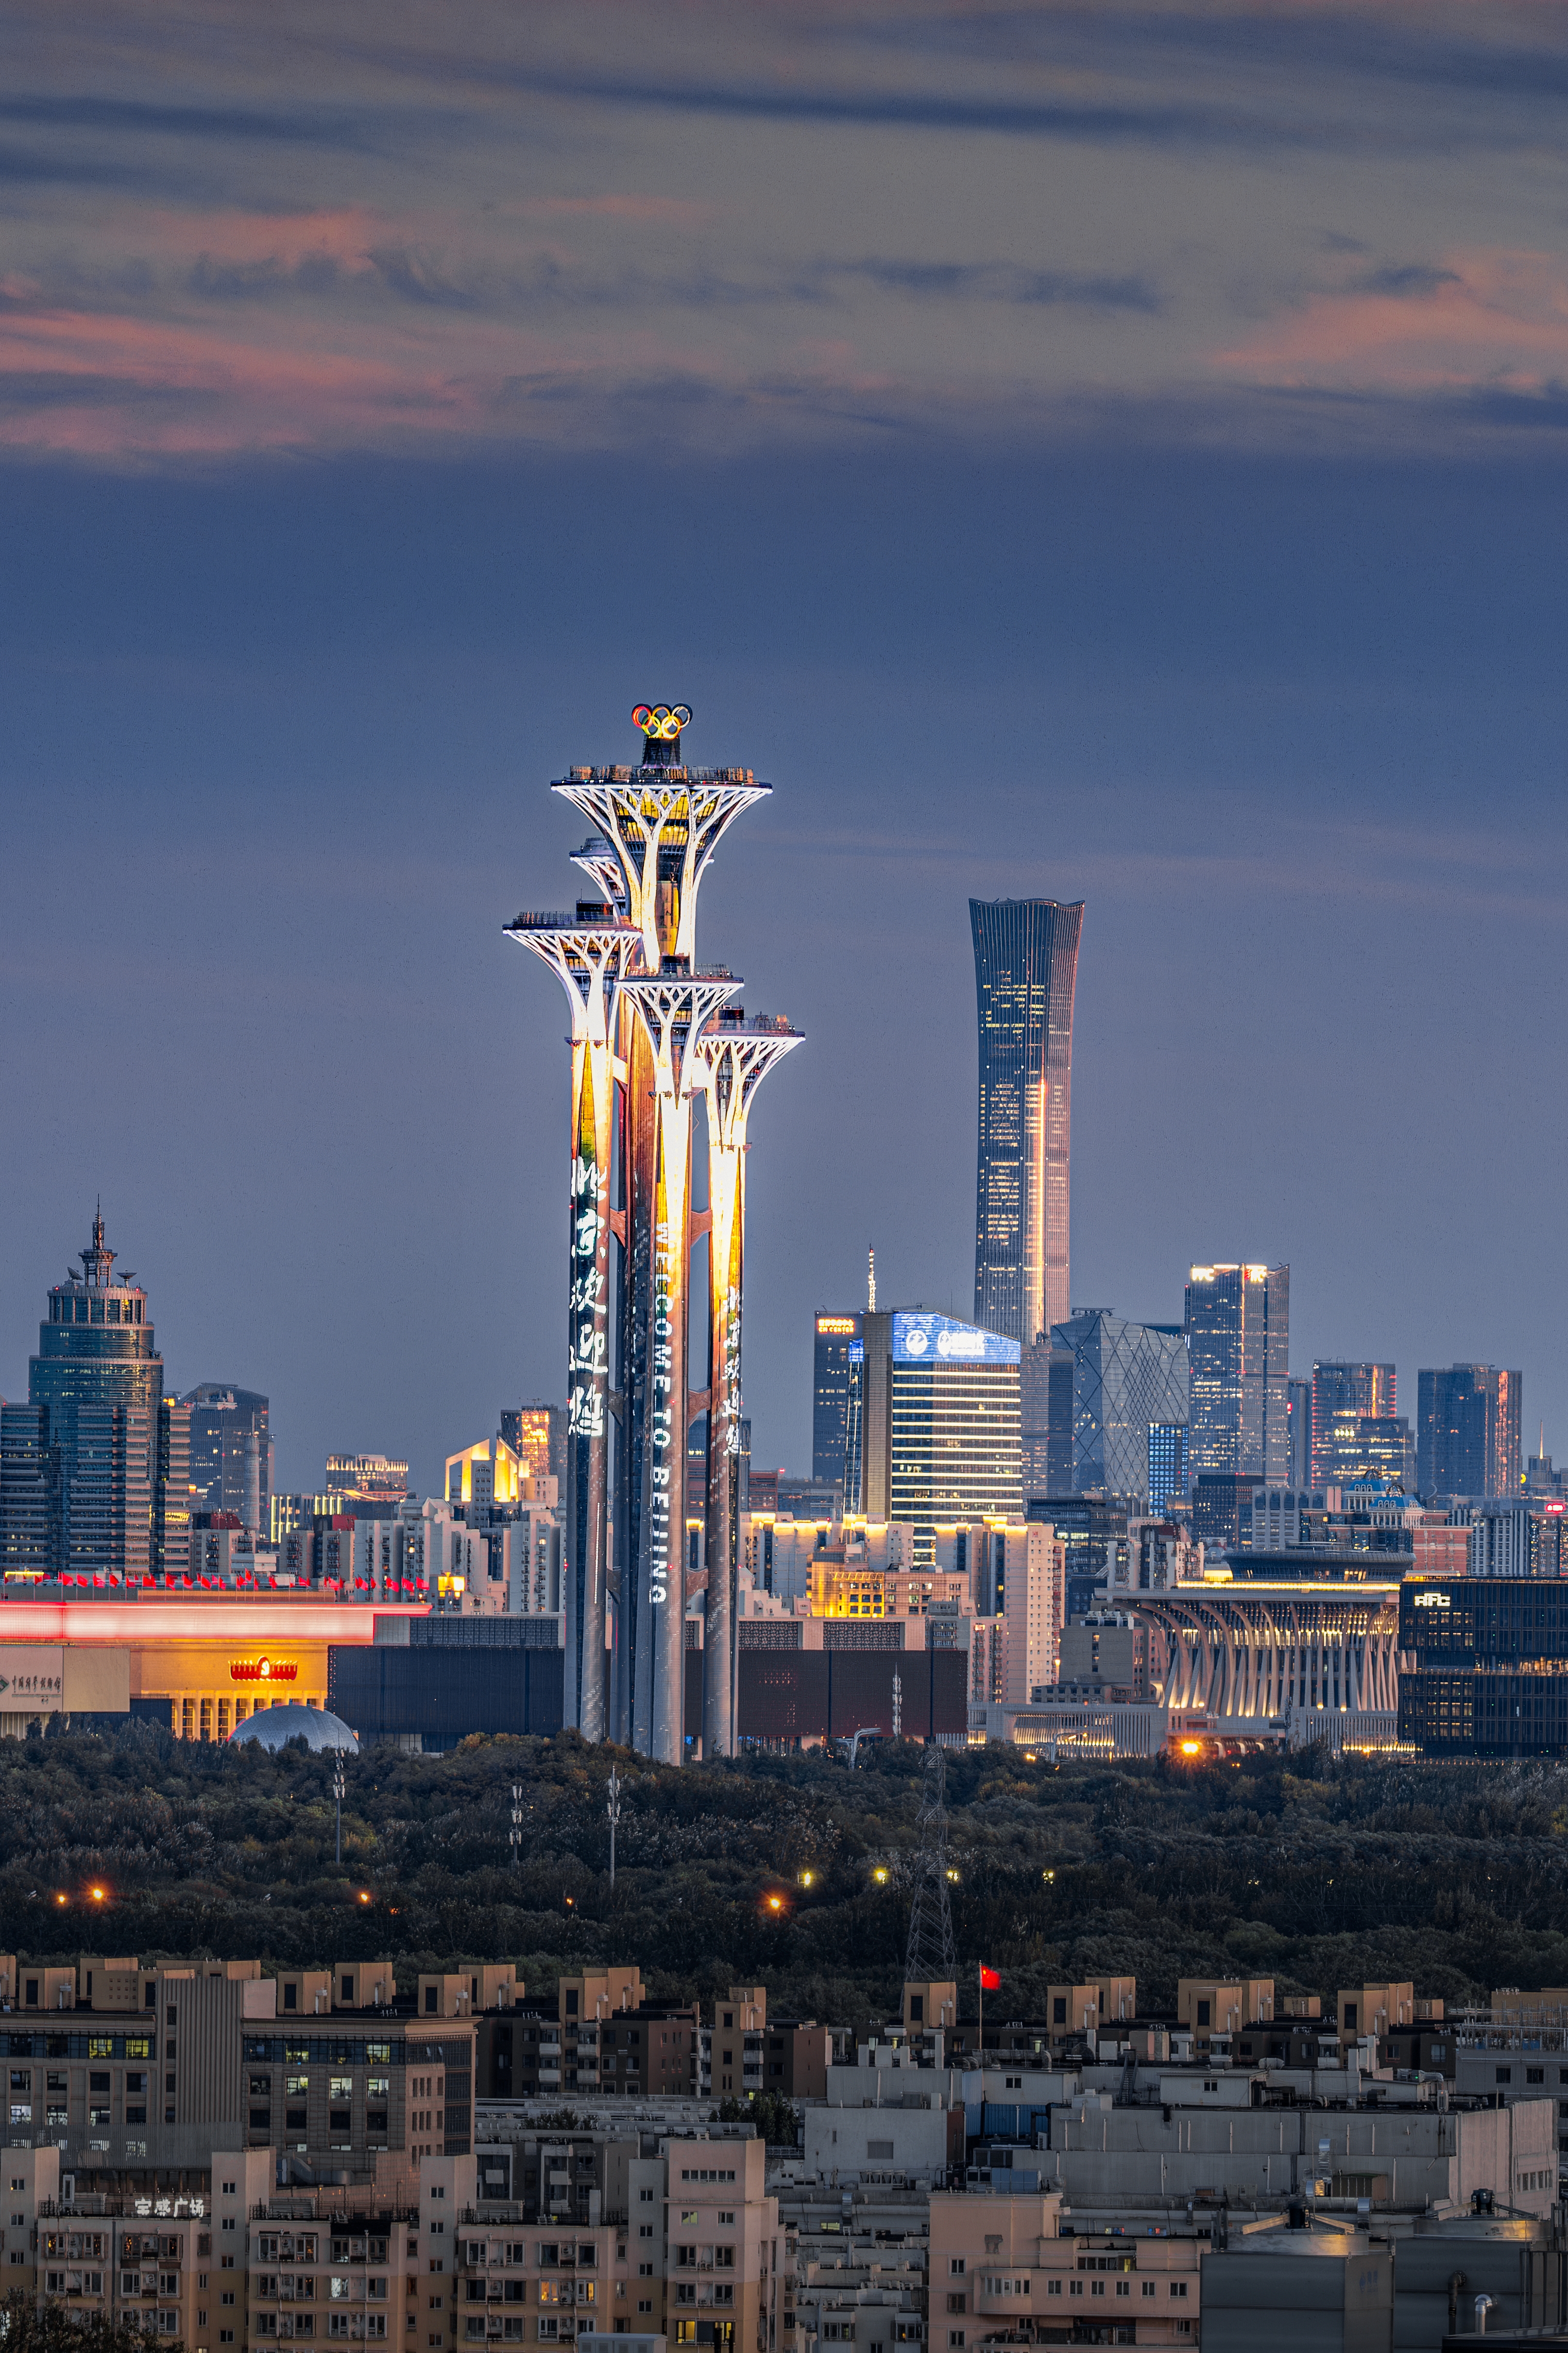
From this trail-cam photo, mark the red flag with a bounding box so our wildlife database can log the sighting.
[980,1966,1001,1991]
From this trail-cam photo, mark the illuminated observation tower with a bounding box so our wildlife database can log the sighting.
[508,704,800,1764]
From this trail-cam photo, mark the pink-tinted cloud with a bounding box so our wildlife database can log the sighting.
[530,194,711,224]
[1215,249,1568,394]
[138,207,388,268]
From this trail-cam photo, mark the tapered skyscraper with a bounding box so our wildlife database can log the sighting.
[970,898,1083,1345]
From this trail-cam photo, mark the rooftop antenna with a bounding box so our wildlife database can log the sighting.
[868,1248,876,1314]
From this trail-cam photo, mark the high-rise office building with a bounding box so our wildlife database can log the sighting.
[27,1212,163,1577]
[327,1451,412,1505]
[970,898,1084,1345]
[1185,1264,1290,1484]
[811,1312,862,1501]
[1020,1338,1075,1503]
[1026,1493,1127,1619]
[1147,1423,1189,1516]
[1310,1362,1396,1484]
[1319,1411,1415,1492]
[1287,1374,1311,1490]
[860,1309,1021,1563]
[67,1404,153,1581]
[155,1397,192,1580]
[0,1401,53,1576]
[182,1385,270,1530]
[500,1405,566,1493]
[1418,1365,1523,1500]
[1046,1308,1189,1505]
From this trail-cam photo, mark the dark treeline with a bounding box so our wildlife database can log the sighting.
[2,1726,1567,2038]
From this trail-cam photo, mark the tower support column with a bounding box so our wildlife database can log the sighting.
[694,1018,802,1759]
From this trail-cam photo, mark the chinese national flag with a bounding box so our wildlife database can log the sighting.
[980,1966,1001,1990]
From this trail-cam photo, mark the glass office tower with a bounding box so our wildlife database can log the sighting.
[812,1311,863,1501]
[1048,1308,1189,1504]
[1309,1362,1396,1484]
[1185,1263,1290,1484]
[970,898,1084,1345]
[1417,1364,1523,1500]
[182,1384,270,1530]
[27,1210,164,1574]
[860,1309,1021,1563]
[1147,1423,1189,1516]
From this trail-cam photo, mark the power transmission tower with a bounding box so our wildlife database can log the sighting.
[904,1742,957,1981]
[606,1768,622,1887]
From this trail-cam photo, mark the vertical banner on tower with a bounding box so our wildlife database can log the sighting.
[642,1100,689,1765]
[566,1036,611,1740]
[703,1154,744,1759]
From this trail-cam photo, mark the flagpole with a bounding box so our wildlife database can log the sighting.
[978,1959,983,2052]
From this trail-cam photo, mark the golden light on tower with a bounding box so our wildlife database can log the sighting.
[509,704,800,1764]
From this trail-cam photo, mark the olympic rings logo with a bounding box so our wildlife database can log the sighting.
[633,703,692,741]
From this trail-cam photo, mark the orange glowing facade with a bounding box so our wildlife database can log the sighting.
[0,1593,424,1741]
[508,706,800,1762]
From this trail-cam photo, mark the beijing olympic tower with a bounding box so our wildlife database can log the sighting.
[508,706,800,1764]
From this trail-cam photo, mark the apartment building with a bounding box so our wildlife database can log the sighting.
[699,1989,834,2106]
[476,1973,703,2104]
[1175,1978,1274,2052]
[779,2178,927,2353]
[247,2161,442,2353]
[451,2133,778,2353]
[929,2191,1203,2351]
[17,2147,275,2353]
[0,1954,512,2192]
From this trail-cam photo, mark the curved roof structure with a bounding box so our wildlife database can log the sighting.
[228,1702,359,1754]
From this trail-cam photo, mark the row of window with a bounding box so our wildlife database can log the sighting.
[253,2314,388,2337]
[254,2275,390,2300]
[0,2036,155,2060]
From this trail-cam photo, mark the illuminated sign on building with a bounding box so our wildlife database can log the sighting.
[816,1316,858,1336]
[228,1657,299,1683]
[892,1312,1019,1367]
[0,1647,64,1707]
[1411,1591,1452,1610]
[632,702,692,743]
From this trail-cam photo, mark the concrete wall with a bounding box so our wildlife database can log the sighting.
[803,2099,953,2183]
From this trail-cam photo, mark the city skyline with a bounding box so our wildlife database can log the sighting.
[0,1189,1552,1509]
[5,5,1568,1502]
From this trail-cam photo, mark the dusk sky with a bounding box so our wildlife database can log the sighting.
[3,1,1568,1492]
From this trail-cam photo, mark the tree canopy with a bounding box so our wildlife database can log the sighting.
[5,1723,1566,2033]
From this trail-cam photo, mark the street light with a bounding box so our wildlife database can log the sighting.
[509,1783,523,1872]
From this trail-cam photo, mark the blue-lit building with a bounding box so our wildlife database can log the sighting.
[860,1309,1020,1563]
[1148,1423,1189,1516]
[811,1310,862,1505]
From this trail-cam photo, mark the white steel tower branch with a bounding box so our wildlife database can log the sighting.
[691,1014,803,1759]
[503,914,637,1740]
[618,968,739,1764]
[553,773,770,974]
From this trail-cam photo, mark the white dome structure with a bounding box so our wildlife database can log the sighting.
[229,1703,359,1755]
